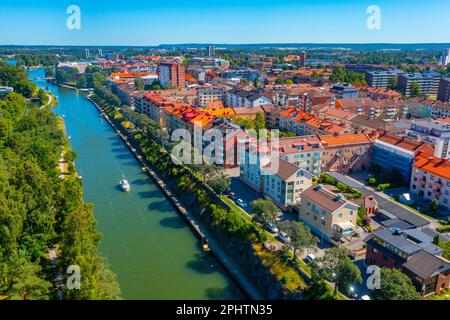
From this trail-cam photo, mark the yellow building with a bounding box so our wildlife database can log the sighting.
[297,185,359,242]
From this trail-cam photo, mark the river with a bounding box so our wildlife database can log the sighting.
[28,67,244,300]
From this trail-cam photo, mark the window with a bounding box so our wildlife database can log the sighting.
[337,213,343,219]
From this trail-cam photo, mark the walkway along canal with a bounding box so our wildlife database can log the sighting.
[28,67,245,300]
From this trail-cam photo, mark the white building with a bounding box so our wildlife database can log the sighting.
[440,48,450,66]
[226,88,271,108]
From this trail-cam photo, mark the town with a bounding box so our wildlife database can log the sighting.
[14,44,447,301]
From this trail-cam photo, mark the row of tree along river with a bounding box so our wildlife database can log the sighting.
[29,67,245,299]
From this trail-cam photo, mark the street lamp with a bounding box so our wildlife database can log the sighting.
[320,216,325,247]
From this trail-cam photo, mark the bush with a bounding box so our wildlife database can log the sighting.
[377,183,391,191]
[437,225,450,233]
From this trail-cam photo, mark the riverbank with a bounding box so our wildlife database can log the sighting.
[87,95,262,300]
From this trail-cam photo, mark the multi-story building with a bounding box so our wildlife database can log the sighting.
[319,133,373,174]
[297,184,359,242]
[407,120,450,159]
[273,136,323,176]
[134,92,177,126]
[358,86,402,100]
[364,228,449,297]
[410,153,450,209]
[278,108,352,137]
[207,45,215,57]
[158,60,186,88]
[438,78,450,103]
[397,72,442,98]
[262,159,313,209]
[219,69,261,82]
[405,98,434,118]
[371,133,434,182]
[225,88,271,107]
[330,83,359,99]
[365,70,405,88]
[440,48,450,66]
[431,101,450,118]
[197,87,226,107]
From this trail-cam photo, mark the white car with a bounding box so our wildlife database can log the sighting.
[237,199,247,208]
[266,223,279,234]
[305,253,316,264]
[278,231,291,244]
[360,295,371,301]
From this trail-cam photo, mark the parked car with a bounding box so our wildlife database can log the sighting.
[229,192,236,200]
[278,231,291,244]
[266,223,279,234]
[360,295,371,301]
[237,198,247,208]
[305,253,316,264]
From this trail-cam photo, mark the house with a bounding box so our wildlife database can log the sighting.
[402,250,450,296]
[225,88,271,108]
[297,185,359,242]
[364,228,450,296]
[261,159,313,209]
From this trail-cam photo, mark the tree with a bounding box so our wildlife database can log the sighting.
[389,77,398,90]
[372,268,421,300]
[430,199,439,211]
[304,271,334,300]
[251,199,279,226]
[76,75,88,88]
[409,81,422,98]
[209,176,231,195]
[278,220,318,261]
[317,247,362,296]
[134,77,145,90]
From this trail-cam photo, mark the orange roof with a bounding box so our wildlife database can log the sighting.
[319,133,372,146]
[377,133,433,154]
[205,107,235,117]
[110,72,151,78]
[414,153,450,180]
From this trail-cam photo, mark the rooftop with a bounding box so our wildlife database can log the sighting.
[301,185,356,213]
[403,250,450,280]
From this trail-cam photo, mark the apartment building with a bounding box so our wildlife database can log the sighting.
[158,60,186,88]
[218,69,261,82]
[410,153,450,209]
[358,86,402,100]
[273,136,323,175]
[297,184,359,242]
[261,159,313,209]
[330,83,359,99]
[405,98,434,118]
[134,92,177,126]
[197,87,226,107]
[336,98,407,119]
[407,120,450,159]
[319,133,373,174]
[365,70,405,88]
[371,133,434,182]
[278,108,352,137]
[438,78,450,103]
[397,72,441,98]
[225,88,271,107]
[431,101,450,118]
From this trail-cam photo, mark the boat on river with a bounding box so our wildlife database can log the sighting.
[119,175,130,192]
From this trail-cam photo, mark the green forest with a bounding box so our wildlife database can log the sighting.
[0,62,120,300]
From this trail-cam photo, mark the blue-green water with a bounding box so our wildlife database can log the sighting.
[28,68,244,300]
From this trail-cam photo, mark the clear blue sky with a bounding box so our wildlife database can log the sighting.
[1,0,449,45]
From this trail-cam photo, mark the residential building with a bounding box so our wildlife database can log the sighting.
[397,72,442,98]
[440,48,450,66]
[272,136,323,175]
[207,45,215,57]
[0,86,13,96]
[431,101,450,118]
[358,86,402,100]
[197,87,226,107]
[225,88,271,108]
[297,184,359,242]
[278,108,352,137]
[134,92,177,126]
[364,228,450,296]
[262,159,313,209]
[319,133,373,174]
[371,133,434,182]
[438,78,450,103]
[407,120,450,158]
[330,83,359,99]
[365,70,405,88]
[405,98,434,118]
[158,60,186,88]
[219,69,261,82]
[410,153,450,209]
